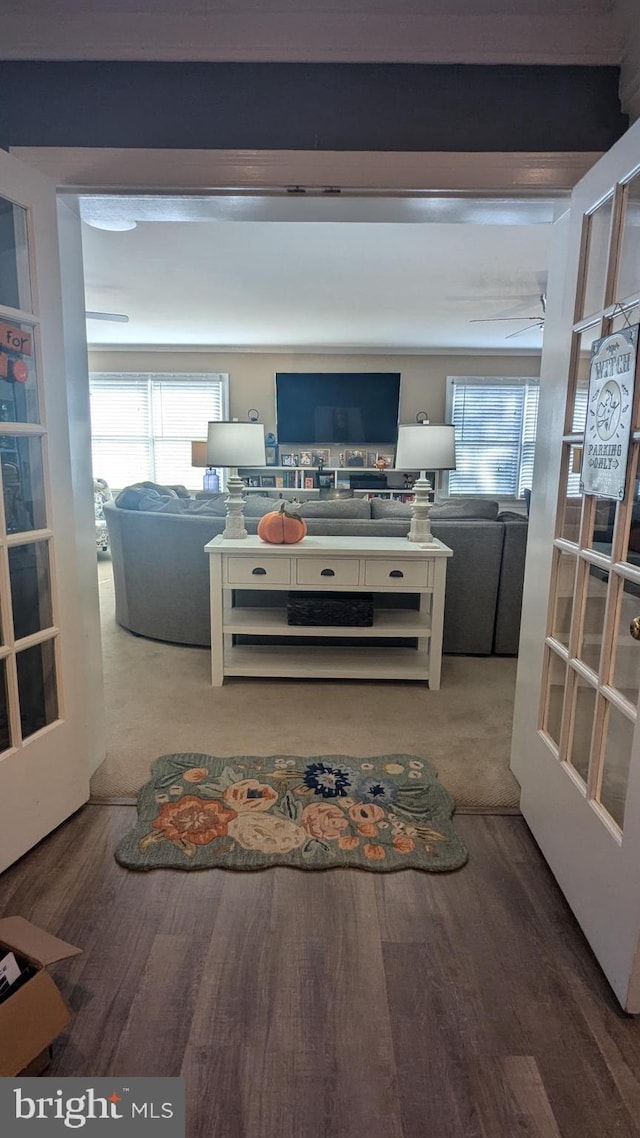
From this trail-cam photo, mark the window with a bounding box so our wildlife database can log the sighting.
[89,372,229,490]
[445,376,539,498]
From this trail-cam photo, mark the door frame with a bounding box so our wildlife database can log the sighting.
[11,143,598,801]
[10,147,600,195]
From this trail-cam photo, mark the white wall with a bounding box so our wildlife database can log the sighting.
[88,348,541,437]
[615,0,640,122]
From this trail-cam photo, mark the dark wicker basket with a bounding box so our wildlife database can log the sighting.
[287,591,374,627]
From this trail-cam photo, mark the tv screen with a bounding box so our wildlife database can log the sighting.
[275,372,401,445]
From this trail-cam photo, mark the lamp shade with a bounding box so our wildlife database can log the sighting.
[394,424,456,470]
[206,421,266,467]
[191,440,208,467]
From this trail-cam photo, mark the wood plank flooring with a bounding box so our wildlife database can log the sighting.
[1,805,639,1138]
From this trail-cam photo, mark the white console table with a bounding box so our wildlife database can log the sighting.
[205,535,452,688]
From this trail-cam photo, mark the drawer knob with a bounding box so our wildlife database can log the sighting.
[389,569,404,578]
[251,567,267,576]
[320,568,336,577]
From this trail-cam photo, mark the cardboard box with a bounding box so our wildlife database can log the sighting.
[0,916,82,1076]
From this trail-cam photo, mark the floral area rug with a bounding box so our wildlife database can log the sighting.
[115,753,468,873]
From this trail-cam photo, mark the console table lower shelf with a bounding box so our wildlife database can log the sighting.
[205,535,452,687]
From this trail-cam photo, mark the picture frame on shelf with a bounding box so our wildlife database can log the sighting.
[304,476,315,489]
[312,449,330,466]
[275,475,284,488]
[265,445,278,466]
[299,451,313,467]
[367,451,378,468]
[260,475,276,488]
[280,452,299,467]
[246,476,261,487]
[345,449,365,467]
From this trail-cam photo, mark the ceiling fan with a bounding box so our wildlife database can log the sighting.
[470,292,547,339]
[85,311,129,323]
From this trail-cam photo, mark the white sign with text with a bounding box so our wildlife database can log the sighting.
[581,325,638,500]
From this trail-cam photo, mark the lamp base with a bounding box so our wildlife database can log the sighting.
[407,474,434,543]
[223,470,248,539]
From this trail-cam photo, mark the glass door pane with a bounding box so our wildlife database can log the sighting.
[598,701,635,829]
[569,675,597,783]
[0,196,31,312]
[542,648,567,747]
[8,540,53,640]
[617,173,640,301]
[550,550,577,646]
[578,564,609,672]
[16,639,58,739]
[0,319,40,423]
[580,197,614,319]
[611,575,640,703]
[0,658,10,753]
[0,436,47,533]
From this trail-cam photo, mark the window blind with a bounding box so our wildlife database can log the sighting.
[445,377,540,499]
[89,373,228,490]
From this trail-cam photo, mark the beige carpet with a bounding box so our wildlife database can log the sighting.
[91,557,521,810]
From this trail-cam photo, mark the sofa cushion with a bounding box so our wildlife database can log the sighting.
[430,498,499,520]
[371,496,500,520]
[370,498,413,519]
[139,494,190,513]
[298,498,371,519]
[243,495,298,517]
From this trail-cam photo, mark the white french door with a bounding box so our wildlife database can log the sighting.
[512,117,640,1011]
[0,149,90,872]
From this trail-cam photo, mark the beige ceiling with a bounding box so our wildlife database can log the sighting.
[81,194,555,353]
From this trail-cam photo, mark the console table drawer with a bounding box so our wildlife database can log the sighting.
[364,558,432,588]
[225,556,291,585]
[295,557,360,587]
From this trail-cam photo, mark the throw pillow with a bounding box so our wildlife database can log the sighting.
[140,480,190,498]
[114,481,190,509]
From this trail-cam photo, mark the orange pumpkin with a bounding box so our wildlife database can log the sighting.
[257,501,307,544]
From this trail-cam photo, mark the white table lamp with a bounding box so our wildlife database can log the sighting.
[395,423,456,543]
[207,421,266,538]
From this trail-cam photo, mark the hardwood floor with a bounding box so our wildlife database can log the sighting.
[1,805,639,1137]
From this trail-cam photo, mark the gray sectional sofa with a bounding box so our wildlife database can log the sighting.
[103,486,528,655]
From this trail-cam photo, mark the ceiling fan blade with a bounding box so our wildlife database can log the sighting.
[505,321,544,340]
[470,316,546,323]
[85,311,130,323]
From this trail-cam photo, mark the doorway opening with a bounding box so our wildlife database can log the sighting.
[78,188,561,810]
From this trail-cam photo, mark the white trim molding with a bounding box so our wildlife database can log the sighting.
[0,8,619,66]
[11,148,603,194]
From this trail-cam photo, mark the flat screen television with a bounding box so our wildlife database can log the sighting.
[275,372,401,445]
